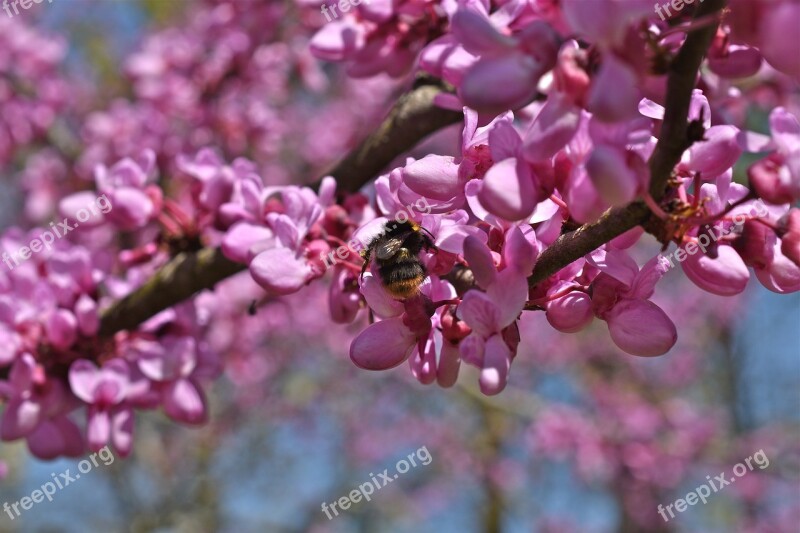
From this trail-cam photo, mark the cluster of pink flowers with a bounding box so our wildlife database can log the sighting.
[0,18,70,170]
[0,0,798,466]
[176,83,796,394]
[300,0,800,395]
[0,187,222,458]
[76,0,395,182]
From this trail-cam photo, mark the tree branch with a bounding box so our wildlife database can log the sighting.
[99,83,461,337]
[313,81,463,192]
[527,0,725,288]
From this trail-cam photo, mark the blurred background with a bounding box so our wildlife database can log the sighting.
[0,1,798,532]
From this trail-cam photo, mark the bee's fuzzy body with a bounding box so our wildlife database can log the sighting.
[361,221,435,299]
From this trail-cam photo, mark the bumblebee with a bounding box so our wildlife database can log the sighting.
[360,220,436,299]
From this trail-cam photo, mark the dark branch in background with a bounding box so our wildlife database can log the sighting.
[98,248,245,336]
[99,82,461,337]
[313,81,462,192]
[527,0,725,288]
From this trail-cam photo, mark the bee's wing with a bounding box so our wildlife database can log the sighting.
[376,237,404,260]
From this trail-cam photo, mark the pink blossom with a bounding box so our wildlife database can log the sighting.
[749,107,800,204]
[69,359,134,456]
[129,336,210,426]
[457,18,560,113]
[0,354,82,459]
[589,250,677,356]
[457,228,535,394]
[92,150,160,231]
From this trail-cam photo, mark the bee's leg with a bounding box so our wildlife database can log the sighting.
[360,247,372,280]
[368,307,375,324]
[424,234,437,254]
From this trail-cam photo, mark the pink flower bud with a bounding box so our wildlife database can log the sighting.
[459,52,544,114]
[754,241,800,294]
[759,2,800,79]
[749,153,799,204]
[522,94,582,162]
[708,45,763,79]
[46,309,77,350]
[478,158,541,220]
[546,291,593,333]
[681,245,750,296]
[733,220,777,269]
[436,341,461,388]
[74,294,99,337]
[350,318,416,370]
[780,208,800,267]
[605,299,677,357]
[479,334,512,395]
[402,155,461,201]
[586,145,639,207]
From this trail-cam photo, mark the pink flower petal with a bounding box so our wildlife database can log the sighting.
[479,334,512,395]
[478,157,539,220]
[458,290,501,337]
[46,309,78,350]
[587,54,639,122]
[681,245,750,296]
[74,295,99,337]
[249,247,312,295]
[687,125,743,178]
[1,397,41,440]
[69,360,99,404]
[105,188,154,230]
[605,299,677,357]
[163,378,207,425]
[402,155,461,201]
[708,45,763,79]
[360,274,404,318]
[463,236,496,289]
[460,52,543,114]
[309,19,365,61]
[755,241,800,294]
[111,408,134,457]
[436,341,461,388]
[586,145,639,206]
[522,94,581,162]
[27,417,84,459]
[759,3,800,79]
[87,408,111,450]
[486,269,529,329]
[503,225,537,275]
[221,222,274,264]
[451,9,515,56]
[409,336,437,385]
[350,318,416,370]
